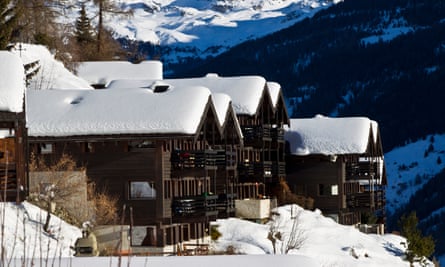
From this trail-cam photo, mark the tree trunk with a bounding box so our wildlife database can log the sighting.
[43,202,51,233]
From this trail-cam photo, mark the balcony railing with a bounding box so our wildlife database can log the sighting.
[346,190,385,211]
[346,161,383,180]
[241,125,271,145]
[0,163,18,201]
[271,127,284,142]
[272,162,286,177]
[238,161,272,181]
[172,194,235,218]
[171,149,235,169]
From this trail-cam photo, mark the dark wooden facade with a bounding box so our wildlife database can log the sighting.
[286,127,387,225]
[0,111,27,202]
[236,86,289,199]
[28,100,242,248]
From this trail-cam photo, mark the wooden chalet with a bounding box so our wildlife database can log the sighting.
[26,84,243,248]
[0,52,27,202]
[158,75,290,200]
[285,116,387,225]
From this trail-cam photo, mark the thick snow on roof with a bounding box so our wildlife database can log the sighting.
[266,81,281,108]
[162,74,267,115]
[106,74,268,115]
[211,93,232,126]
[285,115,376,156]
[77,61,163,86]
[0,51,25,112]
[11,44,92,90]
[107,80,231,127]
[26,86,211,137]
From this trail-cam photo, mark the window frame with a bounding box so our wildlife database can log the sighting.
[129,181,157,200]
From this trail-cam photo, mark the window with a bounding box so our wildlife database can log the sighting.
[40,143,53,154]
[129,181,156,199]
[319,184,339,196]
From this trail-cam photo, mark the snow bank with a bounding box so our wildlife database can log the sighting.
[0,202,81,259]
[0,51,25,112]
[10,44,92,90]
[213,205,417,267]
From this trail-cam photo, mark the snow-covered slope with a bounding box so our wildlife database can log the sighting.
[0,202,81,259]
[1,201,421,267]
[385,134,445,214]
[214,205,418,267]
[59,0,341,63]
[9,44,92,90]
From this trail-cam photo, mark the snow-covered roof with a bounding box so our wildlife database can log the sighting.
[76,61,163,86]
[285,115,379,156]
[11,44,92,90]
[0,51,25,113]
[109,74,266,115]
[166,74,266,115]
[211,93,232,126]
[26,85,212,137]
[106,79,232,128]
[107,75,267,115]
[266,81,281,108]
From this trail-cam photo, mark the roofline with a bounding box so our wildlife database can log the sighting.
[27,133,198,143]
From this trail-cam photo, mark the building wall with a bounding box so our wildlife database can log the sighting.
[286,157,344,215]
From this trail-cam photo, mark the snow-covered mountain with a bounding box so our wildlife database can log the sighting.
[59,0,341,63]
[385,134,445,215]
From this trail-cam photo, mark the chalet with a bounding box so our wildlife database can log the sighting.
[26,82,243,251]
[0,52,27,202]
[115,74,290,200]
[76,61,290,197]
[285,115,386,226]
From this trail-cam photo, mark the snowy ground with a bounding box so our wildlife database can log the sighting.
[385,134,445,214]
[0,202,426,267]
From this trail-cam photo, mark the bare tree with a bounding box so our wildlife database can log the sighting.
[268,205,307,254]
[91,0,132,58]
[28,154,85,232]
[283,207,307,253]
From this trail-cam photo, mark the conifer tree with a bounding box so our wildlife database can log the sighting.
[399,212,435,266]
[0,0,19,49]
[75,3,95,45]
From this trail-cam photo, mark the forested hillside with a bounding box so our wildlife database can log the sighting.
[388,167,445,256]
[172,0,445,152]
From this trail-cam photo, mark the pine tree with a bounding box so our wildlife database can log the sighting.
[399,212,435,266]
[0,0,19,49]
[75,3,95,45]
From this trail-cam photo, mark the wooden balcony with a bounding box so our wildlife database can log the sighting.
[238,161,272,182]
[346,161,382,180]
[271,127,284,142]
[241,125,272,146]
[171,193,236,220]
[0,163,19,201]
[346,190,385,211]
[171,149,234,170]
[272,162,286,177]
